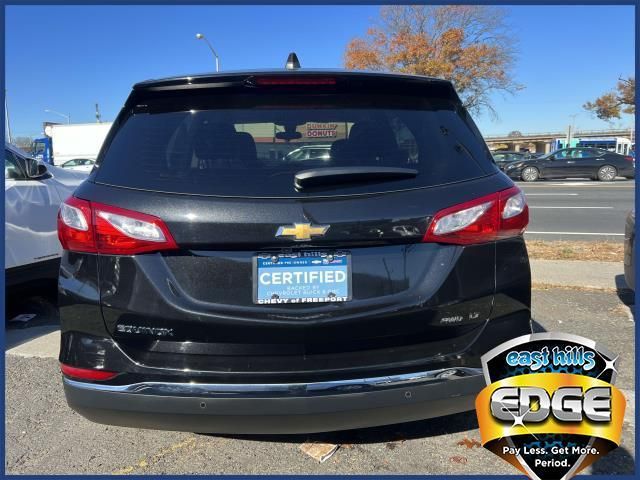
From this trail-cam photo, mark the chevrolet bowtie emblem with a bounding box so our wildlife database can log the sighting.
[276,223,330,241]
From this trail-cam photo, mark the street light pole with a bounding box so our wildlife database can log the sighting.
[5,89,12,144]
[45,109,71,124]
[195,33,220,72]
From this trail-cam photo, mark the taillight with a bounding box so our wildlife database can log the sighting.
[58,197,95,252]
[624,156,634,162]
[60,363,118,381]
[423,186,528,245]
[93,203,178,254]
[499,187,529,239]
[57,197,178,255]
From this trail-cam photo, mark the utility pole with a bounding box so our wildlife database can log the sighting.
[95,103,102,123]
[5,89,12,143]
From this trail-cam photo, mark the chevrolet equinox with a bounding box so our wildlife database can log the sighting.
[58,63,532,433]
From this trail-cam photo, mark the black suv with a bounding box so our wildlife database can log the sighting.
[58,67,532,434]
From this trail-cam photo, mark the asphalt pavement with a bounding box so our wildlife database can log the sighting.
[517,178,635,242]
[4,283,636,474]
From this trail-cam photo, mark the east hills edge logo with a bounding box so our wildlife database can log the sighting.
[476,333,626,480]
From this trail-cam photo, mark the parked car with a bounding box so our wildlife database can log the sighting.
[58,65,532,434]
[61,158,95,173]
[284,144,331,162]
[491,151,526,171]
[5,143,86,290]
[624,210,635,291]
[503,147,635,182]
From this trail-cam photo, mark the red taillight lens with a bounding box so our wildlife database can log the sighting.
[60,363,118,381]
[57,197,178,255]
[93,202,178,255]
[624,156,634,162]
[58,197,96,252]
[423,186,528,245]
[253,76,337,86]
[498,186,529,239]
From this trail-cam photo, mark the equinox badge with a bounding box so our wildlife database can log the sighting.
[276,223,329,241]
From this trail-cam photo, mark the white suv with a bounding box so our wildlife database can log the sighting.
[5,143,86,289]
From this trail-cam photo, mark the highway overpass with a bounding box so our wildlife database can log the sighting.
[484,128,634,153]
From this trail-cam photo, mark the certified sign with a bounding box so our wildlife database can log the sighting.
[254,252,351,304]
[476,332,625,480]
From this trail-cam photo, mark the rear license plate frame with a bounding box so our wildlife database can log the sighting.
[252,251,352,305]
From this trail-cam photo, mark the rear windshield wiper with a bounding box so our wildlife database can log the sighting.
[294,166,418,190]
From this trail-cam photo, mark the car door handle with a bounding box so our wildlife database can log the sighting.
[566,161,575,164]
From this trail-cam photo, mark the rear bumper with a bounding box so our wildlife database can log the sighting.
[63,367,484,434]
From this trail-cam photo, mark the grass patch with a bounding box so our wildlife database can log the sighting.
[526,240,624,262]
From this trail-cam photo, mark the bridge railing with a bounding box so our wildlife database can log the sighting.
[484,129,633,140]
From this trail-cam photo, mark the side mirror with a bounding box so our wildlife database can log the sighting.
[547,155,555,161]
[25,158,48,178]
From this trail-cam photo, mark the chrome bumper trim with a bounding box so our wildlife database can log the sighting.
[63,367,483,398]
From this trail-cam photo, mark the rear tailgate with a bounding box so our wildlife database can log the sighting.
[81,178,503,355]
[85,72,503,368]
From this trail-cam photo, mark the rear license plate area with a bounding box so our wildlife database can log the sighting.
[253,251,351,305]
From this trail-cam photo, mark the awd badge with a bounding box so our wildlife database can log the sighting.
[476,332,626,480]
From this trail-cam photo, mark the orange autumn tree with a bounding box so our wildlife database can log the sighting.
[584,77,635,121]
[344,5,522,116]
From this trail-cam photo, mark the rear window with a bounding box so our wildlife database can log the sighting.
[96,93,494,197]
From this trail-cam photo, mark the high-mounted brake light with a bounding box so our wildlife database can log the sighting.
[58,197,178,255]
[60,363,118,381]
[423,186,528,245]
[253,76,337,86]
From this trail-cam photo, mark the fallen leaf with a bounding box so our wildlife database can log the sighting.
[457,437,482,449]
[450,455,468,464]
[300,442,339,463]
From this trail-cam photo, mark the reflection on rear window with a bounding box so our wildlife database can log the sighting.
[96,95,493,197]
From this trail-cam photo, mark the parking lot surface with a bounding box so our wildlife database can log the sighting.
[5,287,635,475]
[518,179,634,242]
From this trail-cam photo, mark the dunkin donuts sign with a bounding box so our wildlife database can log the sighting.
[306,123,338,138]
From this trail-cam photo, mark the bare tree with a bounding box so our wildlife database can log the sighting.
[12,136,34,150]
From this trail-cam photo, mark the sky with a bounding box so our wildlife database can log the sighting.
[4,5,636,139]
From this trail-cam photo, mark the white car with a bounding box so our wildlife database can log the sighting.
[5,143,87,289]
[60,158,96,173]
